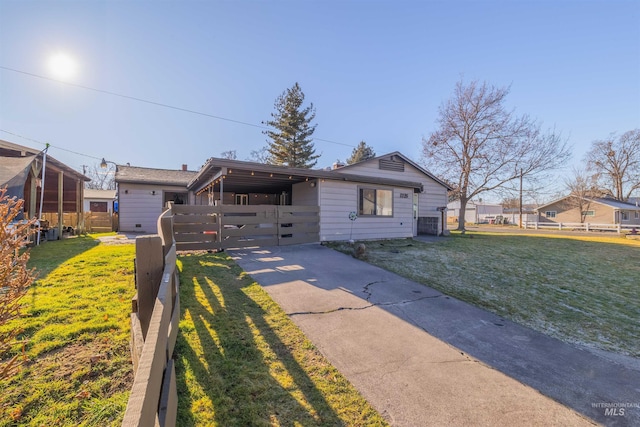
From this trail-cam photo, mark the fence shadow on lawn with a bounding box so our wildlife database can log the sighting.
[175,255,346,427]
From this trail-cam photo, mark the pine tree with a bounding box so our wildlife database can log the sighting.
[347,141,376,164]
[263,82,320,168]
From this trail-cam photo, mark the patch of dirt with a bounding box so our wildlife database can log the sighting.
[29,339,133,393]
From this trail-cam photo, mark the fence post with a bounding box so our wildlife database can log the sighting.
[158,212,174,257]
[618,224,622,234]
[135,235,164,339]
[586,223,590,232]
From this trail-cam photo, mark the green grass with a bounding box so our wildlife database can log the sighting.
[0,236,135,426]
[329,232,640,357]
[176,251,388,426]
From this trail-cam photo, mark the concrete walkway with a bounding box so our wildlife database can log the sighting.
[229,244,640,427]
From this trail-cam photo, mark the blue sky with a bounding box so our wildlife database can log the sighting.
[1,0,639,200]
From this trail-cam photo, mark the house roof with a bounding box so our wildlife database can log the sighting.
[447,200,503,209]
[0,139,89,182]
[338,151,452,190]
[84,189,116,200]
[536,195,640,212]
[115,165,198,186]
[188,156,427,195]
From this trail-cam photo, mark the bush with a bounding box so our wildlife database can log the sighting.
[0,187,37,380]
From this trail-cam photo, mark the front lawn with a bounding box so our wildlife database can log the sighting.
[329,232,640,357]
[175,251,388,426]
[0,236,135,426]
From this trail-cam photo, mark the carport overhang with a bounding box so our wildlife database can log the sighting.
[188,157,424,198]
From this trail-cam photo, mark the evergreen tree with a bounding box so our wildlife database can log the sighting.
[347,141,376,164]
[263,82,319,168]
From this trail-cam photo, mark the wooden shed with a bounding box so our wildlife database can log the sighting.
[0,139,90,238]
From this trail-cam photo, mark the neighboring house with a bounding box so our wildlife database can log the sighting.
[83,189,117,232]
[503,205,537,225]
[115,165,198,233]
[83,189,116,213]
[535,196,640,225]
[1,139,89,235]
[447,200,504,224]
[117,152,451,239]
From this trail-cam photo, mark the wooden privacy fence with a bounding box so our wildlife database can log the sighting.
[122,209,179,427]
[171,204,320,251]
[41,211,115,233]
[523,221,638,234]
[85,211,116,233]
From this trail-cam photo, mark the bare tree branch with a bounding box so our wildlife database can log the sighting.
[422,78,571,230]
[585,129,640,201]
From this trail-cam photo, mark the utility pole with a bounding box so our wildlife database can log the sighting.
[519,168,523,228]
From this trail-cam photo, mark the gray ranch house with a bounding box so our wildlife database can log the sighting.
[115,165,198,233]
[115,152,451,241]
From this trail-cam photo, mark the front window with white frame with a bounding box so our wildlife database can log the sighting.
[545,211,557,218]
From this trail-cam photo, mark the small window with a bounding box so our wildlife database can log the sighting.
[359,188,393,216]
[545,211,556,218]
[635,211,639,219]
[235,194,249,205]
[621,211,629,221]
[582,210,595,217]
[89,201,108,212]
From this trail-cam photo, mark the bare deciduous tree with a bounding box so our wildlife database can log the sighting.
[0,188,37,380]
[247,147,271,164]
[563,168,604,223]
[421,79,571,230]
[220,150,237,160]
[83,164,116,190]
[585,129,640,202]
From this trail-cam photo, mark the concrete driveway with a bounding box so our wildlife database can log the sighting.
[229,243,640,426]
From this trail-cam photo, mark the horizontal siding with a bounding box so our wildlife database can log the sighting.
[292,181,318,206]
[341,156,448,234]
[339,156,441,187]
[119,184,184,233]
[319,180,414,241]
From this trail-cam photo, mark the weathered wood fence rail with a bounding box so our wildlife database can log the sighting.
[121,203,319,426]
[523,221,638,233]
[122,209,179,427]
[172,204,320,251]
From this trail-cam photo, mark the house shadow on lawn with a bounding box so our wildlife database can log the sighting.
[27,235,101,278]
[175,253,348,427]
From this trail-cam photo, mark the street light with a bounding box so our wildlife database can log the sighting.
[100,158,114,169]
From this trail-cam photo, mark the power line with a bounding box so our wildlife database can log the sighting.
[0,65,356,148]
[0,129,104,161]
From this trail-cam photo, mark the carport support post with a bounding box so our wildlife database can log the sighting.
[135,235,164,339]
[57,171,64,239]
[219,175,224,205]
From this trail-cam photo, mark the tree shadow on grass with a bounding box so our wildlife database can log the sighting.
[175,254,346,427]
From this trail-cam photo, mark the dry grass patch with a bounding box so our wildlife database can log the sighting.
[330,232,640,357]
